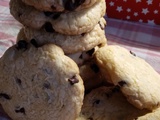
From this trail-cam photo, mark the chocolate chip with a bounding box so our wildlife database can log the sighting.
[51,5,56,10]
[15,107,25,115]
[112,85,120,93]
[130,51,136,56]
[0,93,11,100]
[44,11,53,17]
[81,33,86,36]
[63,0,85,11]
[88,117,93,120]
[90,64,99,73]
[86,48,95,56]
[16,78,22,86]
[18,12,22,17]
[44,22,55,33]
[43,82,50,89]
[16,40,28,50]
[44,11,61,19]
[79,54,83,59]
[106,92,112,98]
[93,99,100,106]
[51,12,61,19]
[30,39,39,48]
[118,81,127,87]
[68,76,79,85]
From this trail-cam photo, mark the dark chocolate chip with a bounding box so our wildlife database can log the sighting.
[0,93,11,100]
[16,40,28,50]
[44,11,61,19]
[44,11,53,17]
[51,5,56,10]
[43,82,51,89]
[118,81,127,87]
[106,92,112,98]
[44,22,55,33]
[86,48,95,56]
[130,51,136,56]
[63,0,85,11]
[51,12,61,19]
[79,54,83,59]
[30,39,39,48]
[90,64,99,73]
[112,85,120,93]
[16,78,22,86]
[18,12,22,17]
[68,76,79,85]
[15,107,25,115]
[81,33,86,36]
[88,117,93,120]
[93,99,100,106]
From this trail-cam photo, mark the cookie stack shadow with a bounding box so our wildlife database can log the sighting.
[0,0,160,120]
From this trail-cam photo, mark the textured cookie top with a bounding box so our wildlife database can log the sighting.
[94,45,160,110]
[22,0,99,12]
[0,42,84,120]
[10,0,106,35]
[81,86,149,120]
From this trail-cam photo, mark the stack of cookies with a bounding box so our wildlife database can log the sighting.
[1,0,160,120]
[10,0,107,66]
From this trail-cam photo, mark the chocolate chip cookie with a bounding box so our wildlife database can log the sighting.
[18,18,107,54]
[94,45,160,110]
[81,86,149,120]
[0,42,84,120]
[10,0,106,35]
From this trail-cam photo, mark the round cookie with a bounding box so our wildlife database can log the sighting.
[19,17,107,54]
[0,42,84,120]
[94,45,160,110]
[10,0,106,35]
[22,0,99,12]
[81,86,149,120]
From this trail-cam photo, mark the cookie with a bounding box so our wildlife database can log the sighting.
[22,0,99,12]
[17,29,103,66]
[0,42,84,120]
[81,86,149,120]
[79,60,112,93]
[10,0,106,35]
[19,18,107,54]
[94,45,160,110]
[136,107,160,120]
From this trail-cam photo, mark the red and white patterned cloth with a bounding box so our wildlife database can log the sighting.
[106,0,160,25]
[0,0,160,119]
